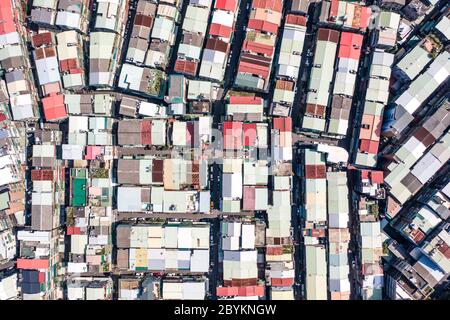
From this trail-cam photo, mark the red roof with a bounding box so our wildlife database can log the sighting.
[229,96,262,105]
[360,169,369,179]
[174,59,198,77]
[243,123,257,147]
[31,32,53,48]
[329,0,339,19]
[17,258,49,270]
[42,94,67,121]
[209,23,233,39]
[273,117,292,132]
[69,68,83,74]
[305,104,326,117]
[311,228,326,238]
[359,139,379,154]
[140,120,152,145]
[216,285,264,297]
[305,164,327,179]
[85,146,103,160]
[266,246,283,255]
[358,6,371,30]
[60,58,78,72]
[31,169,54,181]
[67,226,81,235]
[285,14,307,27]
[370,171,384,184]
[214,0,237,11]
[271,277,294,286]
[223,121,243,149]
[0,1,16,36]
[362,263,384,276]
[252,0,283,12]
[410,228,426,244]
[238,285,265,297]
[38,272,45,284]
[243,39,275,57]
[373,116,382,141]
[186,121,195,147]
[247,19,279,34]
[216,286,238,296]
[338,32,363,60]
[243,186,256,210]
[438,243,450,259]
[238,61,270,78]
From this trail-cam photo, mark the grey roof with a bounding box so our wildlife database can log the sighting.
[116,225,131,248]
[119,97,138,117]
[117,159,140,185]
[137,0,157,15]
[58,0,83,12]
[5,69,25,83]
[291,0,310,13]
[31,8,55,25]
[381,0,406,5]
[31,205,53,231]
[386,105,414,135]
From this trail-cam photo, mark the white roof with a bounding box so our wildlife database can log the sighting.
[118,63,144,92]
[17,230,51,243]
[306,40,338,107]
[211,10,234,27]
[152,16,175,42]
[199,59,225,81]
[56,11,81,29]
[162,281,206,300]
[56,31,79,60]
[435,16,450,40]
[95,1,122,31]
[183,6,210,34]
[396,51,450,114]
[67,262,88,274]
[71,234,88,255]
[396,44,432,80]
[89,32,116,60]
[62,144,84,160]
[316,144,349,164]
[117,187,142,212]
[241,224,255,250]
[32,192,53,206]
[138,102,166,117]
[302,116,326,132]
[35,56,60,86]
[33,144,55,157]
[190,249,209,272]
[178,43,202,60]
[10,94,35,120]
[0,273,18,300]
[222,172,243,199]
[0,32,20,47]
[69,116,89,132]
[0,167,16,187]
[410,152,443,184]
[372,50,394,67]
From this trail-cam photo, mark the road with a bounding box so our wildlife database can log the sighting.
[289,2,319,300]
[221,0,251,93]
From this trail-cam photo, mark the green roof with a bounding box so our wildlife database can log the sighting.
[235,73,262,90]
[71,168,87,178]
[135,267,148,271]
[72,178,87,206]
[0,192,9,211]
